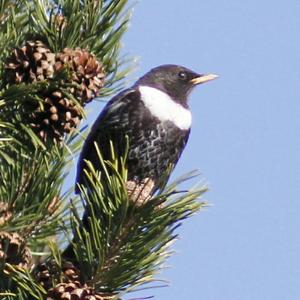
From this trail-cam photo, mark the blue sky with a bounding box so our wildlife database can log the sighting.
[74,1,300,299]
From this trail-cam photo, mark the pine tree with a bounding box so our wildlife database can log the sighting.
[0,1,208,299]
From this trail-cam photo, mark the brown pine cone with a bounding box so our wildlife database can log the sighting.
[5,40,55,84]
[0,231,31,268]
[46,282,114,300]
[55,48,105,103]
[29,90,82,142]
[34,260,80,291]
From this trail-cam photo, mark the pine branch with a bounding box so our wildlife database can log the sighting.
[0,95,84,250]
[28,0,134,97]
[0,1,207,299]
[65,143,208,297]
[0,1,29,76]
[3,264,46,299]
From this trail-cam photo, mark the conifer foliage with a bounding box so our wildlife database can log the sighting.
[0,1,207,299]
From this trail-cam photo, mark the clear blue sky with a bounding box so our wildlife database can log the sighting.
[72,1,300,299]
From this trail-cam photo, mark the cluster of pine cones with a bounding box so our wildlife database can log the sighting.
[0,204,115,299]
[1,39,111,298]
[4,40,105,142]
[34,260,115,300]
[0,231,113,299]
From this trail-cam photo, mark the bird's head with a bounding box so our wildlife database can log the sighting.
[135,64,218,107]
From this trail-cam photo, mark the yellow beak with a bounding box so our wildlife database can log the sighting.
[190,74,219,85]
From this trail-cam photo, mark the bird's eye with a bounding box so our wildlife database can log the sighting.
[178,71,188,81]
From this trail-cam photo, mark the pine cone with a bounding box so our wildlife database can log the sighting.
[5,40,55,84]
[29,90,82,142]
[0,202,12,226]
[55,48,105,103]
[46,282,112,300]
[35,260,80,291]
[0,231,31,268]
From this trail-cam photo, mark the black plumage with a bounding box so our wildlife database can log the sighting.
[76,64,217,199]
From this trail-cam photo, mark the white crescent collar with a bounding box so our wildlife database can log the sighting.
[139,85,192,130]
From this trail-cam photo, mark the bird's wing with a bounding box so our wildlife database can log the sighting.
[75,88,142,190]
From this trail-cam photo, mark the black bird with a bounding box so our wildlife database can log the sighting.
[76,64,217,204]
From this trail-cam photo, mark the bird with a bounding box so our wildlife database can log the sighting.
[76,64,218,205]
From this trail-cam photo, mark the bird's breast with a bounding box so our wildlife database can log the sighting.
[139,85,192,130]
